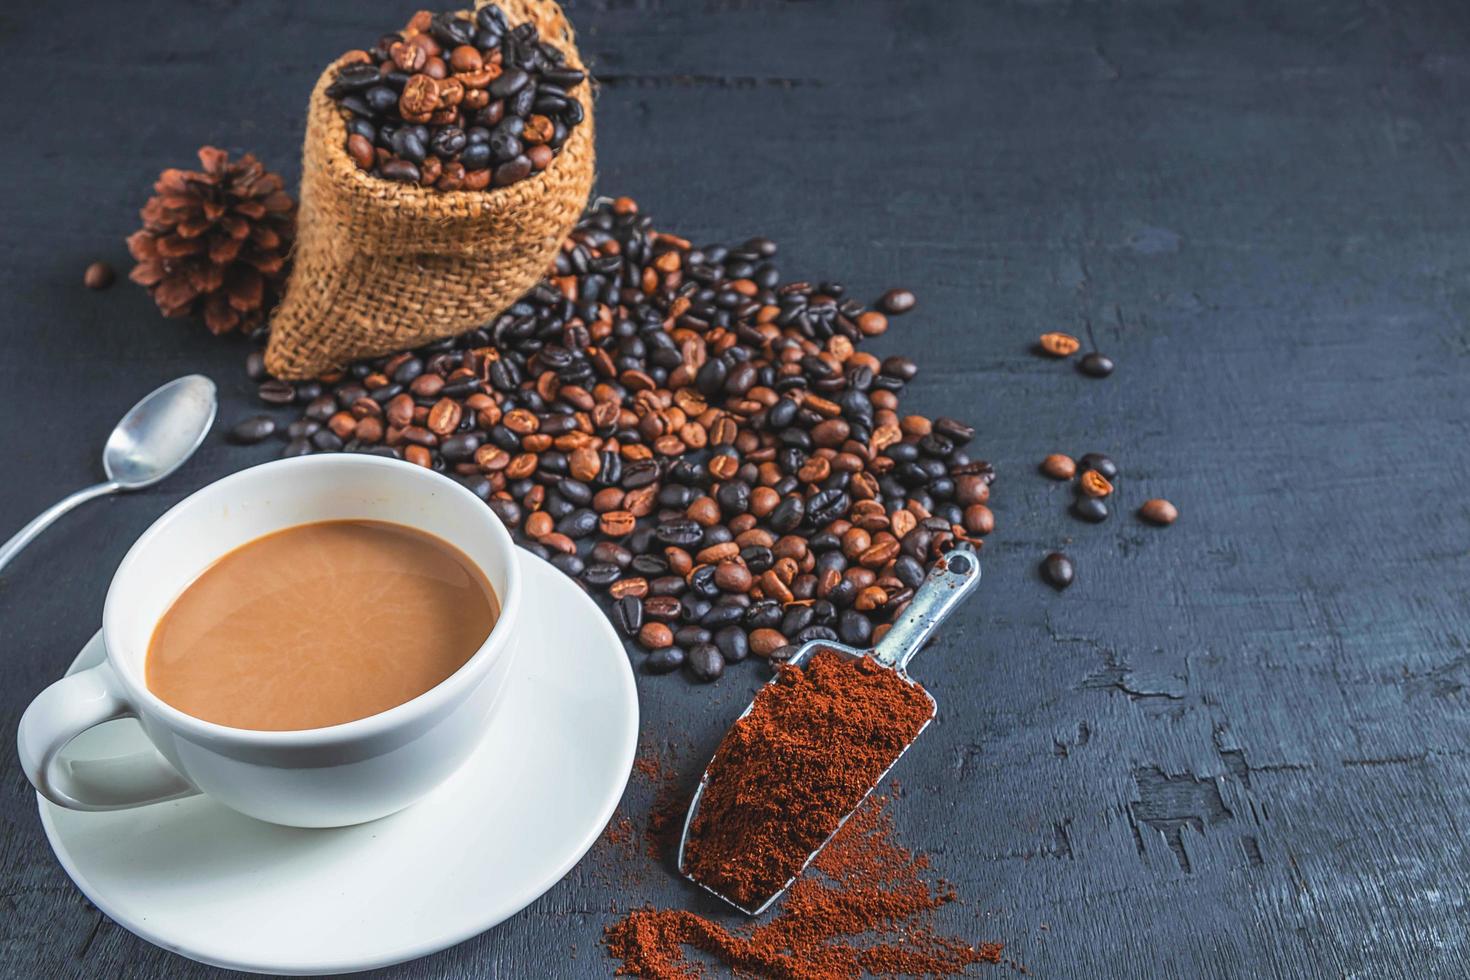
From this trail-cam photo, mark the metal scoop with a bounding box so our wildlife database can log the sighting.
[676,543,982,915]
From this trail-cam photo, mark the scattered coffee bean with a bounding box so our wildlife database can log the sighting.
[1139,498,1178,525]
[83,261,114,290]
[1078,453,1118,480]
[1040,454,1076,480]
[1079,352,1115,377]
[877,288,916,315]
[1072,497,1109,523]
[1041,552,1075,590]
[1078,470,1113,498]
[228,416,277,444]
[1038,332,1080,357]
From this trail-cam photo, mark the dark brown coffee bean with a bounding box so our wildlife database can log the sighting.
[645,646,685,674]
[258,379,296,405]
[877,288,915,315]
[1042,552,1075,590]
[228,416,276,444]
[83,261,114,289]
[1073,496,1109,523]
[714,626,749,663]
[686,643,725,682]
[613,596,643,636]
[1079,453,1118,480]
[1079,352,1115,377]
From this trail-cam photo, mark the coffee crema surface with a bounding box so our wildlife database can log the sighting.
[146,520,497,731]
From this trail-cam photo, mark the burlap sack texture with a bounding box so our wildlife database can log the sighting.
[264,0,594,379]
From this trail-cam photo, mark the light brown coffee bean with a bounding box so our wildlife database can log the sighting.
[1139,498,1178,525]
[1041,454,1076,480]
[599,510,636,536]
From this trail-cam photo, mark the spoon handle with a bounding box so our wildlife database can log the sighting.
[872,543,982,672]
[0,482,121,577]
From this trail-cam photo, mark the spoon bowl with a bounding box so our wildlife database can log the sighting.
[103,375,218,488]
[0,375,218,578]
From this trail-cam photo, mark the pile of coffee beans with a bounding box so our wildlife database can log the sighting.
[235,197,990,682]
[326,6,585,190]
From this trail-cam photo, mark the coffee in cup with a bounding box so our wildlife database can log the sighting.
[146,519,498,732]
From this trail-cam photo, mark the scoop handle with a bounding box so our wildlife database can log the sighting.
[873,543,982,671]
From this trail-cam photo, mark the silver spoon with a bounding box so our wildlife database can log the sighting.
[677,543,982,915]
[0,375,217,577]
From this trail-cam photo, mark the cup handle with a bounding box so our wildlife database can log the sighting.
[18,652,199,811]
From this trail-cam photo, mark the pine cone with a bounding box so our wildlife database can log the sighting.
[128,146,296,336]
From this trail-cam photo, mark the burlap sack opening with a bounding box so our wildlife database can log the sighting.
[265,0,594,379]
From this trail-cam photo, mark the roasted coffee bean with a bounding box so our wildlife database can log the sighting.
[686,643,725,682]
[680,595,713,624]
[1078,471,1112,498]
[1041,454,1076,480]
[749,628,788,658]
[613,595,643,636]
[1073,496,1109,523]
[655,518,703,546]
[962,504,994,535]
[311,429,344,452]
[893,555,925,589]
[1139,498,1178,526]
[703,556,746,589]
[780,605,814,637]
[714,625,749,663]
[1038,332,1080,357]
[84,261,115,290]
[674,626,712,647]
[557,508,599,538]
[258,379,296,405]
[645,646,686,674]
[228,416,276,444]
[1079,352,1115,377]
[1042,552,1075,590]
[639,621,674,648]
[1078,453,1118,480]
[770,495,805,533]
[837,609,874,647]
[702,602,746,629]
[877,288,915,315]
[281,438,312,458]
[551,553,585,577]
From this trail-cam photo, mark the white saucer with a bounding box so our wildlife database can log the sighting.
[37,549,638,975]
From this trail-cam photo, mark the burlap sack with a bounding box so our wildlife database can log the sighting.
[265,0,594,379]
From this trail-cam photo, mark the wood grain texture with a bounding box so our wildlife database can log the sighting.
[3,0,1470,976]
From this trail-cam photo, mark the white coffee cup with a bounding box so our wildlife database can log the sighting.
[17,454,522,828]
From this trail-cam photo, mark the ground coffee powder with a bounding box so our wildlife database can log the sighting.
[682,649,934,910]
[605,791,1001,979]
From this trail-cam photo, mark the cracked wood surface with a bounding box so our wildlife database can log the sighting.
[3,0,1470,977]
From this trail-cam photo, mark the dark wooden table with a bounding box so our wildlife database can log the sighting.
[5,1,1469,976]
